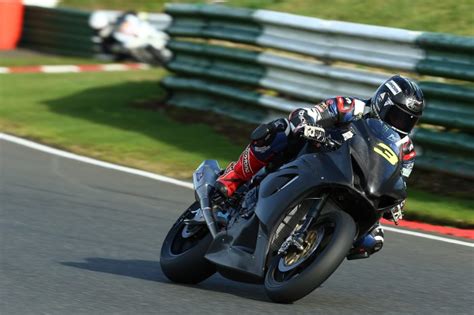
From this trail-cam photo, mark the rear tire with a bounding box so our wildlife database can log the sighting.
[265,210,356,303]
[160,202,216,284]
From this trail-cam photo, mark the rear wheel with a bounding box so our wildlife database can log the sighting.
[265,209,356,303]
[160,202,216,284]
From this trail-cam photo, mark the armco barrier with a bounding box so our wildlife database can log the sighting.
[20,6,95,56]
[162,4,474,179]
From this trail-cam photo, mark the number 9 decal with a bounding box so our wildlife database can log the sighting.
[373,143,398,165]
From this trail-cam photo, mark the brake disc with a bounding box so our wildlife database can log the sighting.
[278,226,325,272]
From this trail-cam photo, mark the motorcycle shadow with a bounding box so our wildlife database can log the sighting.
[61,257,270,302]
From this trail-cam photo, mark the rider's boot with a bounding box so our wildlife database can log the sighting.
[215,145,267,197]
[184,145,266,227]
[347,224,384,260]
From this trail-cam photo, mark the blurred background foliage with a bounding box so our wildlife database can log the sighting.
[60,0,474,35]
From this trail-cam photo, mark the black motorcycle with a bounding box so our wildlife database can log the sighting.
[160,118,406,303]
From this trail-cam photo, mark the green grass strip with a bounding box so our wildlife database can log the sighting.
[61,0,474,36]
[0,70,241,178]
[0,52,108,67]
[406,189,474,228]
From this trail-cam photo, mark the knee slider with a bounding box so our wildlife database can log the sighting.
[250,124,276,161]
[250,119,288,145]
[250,123,274,145]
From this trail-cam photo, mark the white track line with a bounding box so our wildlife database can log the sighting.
[382,226,473,247]
[0,133,193,189]
[0,132,472,248]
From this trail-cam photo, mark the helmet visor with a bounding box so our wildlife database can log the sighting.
[380,104,419,134]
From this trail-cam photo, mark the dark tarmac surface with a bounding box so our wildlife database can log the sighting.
[1,139,473,314]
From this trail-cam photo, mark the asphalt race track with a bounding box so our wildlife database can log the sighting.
[1,138,473,315]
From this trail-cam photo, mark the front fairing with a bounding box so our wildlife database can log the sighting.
[255,142,357,230]
[255,119,407,232]
[348,119,407,207]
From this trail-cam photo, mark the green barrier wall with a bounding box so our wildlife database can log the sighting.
[163,4,474,179]
[20,6,94,57]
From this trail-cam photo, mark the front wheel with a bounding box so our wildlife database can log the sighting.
[265,210,356,303]
[160,202,216,284]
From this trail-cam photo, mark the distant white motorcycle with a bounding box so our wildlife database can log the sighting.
[89,11,172,65]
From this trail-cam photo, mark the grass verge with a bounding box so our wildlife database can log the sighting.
[406,189,474,228]
[0,70,242,178]
[0,70,472,228]
[0,49,109,67]
[61,0,474,36]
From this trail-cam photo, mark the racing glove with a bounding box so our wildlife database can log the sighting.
[301,124,326,142]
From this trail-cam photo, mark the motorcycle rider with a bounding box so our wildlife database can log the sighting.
[214,75,425,260]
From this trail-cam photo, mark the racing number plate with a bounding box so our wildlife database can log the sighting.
[373,143,398,165]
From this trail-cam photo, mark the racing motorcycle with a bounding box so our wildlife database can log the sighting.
[89,11,171,65]
[160,118,406,303]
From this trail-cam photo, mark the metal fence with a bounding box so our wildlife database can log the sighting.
[162,4,474,179]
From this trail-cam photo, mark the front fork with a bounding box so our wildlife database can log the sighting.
[297,193,329,234]
[278,193,329,255]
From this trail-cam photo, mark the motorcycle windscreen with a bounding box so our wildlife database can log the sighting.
[349,119,406,206]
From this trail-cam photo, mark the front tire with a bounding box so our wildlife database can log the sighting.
[160,202,216,284]
[265,210,356,303]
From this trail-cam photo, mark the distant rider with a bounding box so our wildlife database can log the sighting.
[215,75,425,260]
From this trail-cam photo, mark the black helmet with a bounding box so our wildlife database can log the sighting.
[371,75,425,135]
